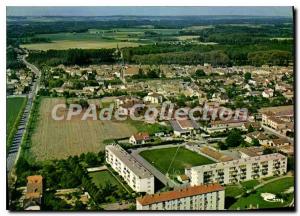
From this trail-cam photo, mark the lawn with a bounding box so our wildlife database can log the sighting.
[225,185,245,198]
[127,119,172,135]
[240,180,260,190]
[89,170,123,190]
[31,98,137,160]
[7,97,27,139]
[229,177,294,210]
[139,147,214,176]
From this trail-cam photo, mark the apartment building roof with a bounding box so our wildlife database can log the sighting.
[239,147,263,157]
[137,184,224,206]
[200,147,233,162]
[106,144,153,179]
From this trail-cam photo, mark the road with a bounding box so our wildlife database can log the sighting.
[6,52,41,173]
[262,125,294,144]
[130,144,186,188]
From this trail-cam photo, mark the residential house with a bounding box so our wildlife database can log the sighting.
[129,132,150,145]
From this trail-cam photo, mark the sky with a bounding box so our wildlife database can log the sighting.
[7,6,293,17]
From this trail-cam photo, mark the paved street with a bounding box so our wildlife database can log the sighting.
[6,52,41,173]
[262,125,294,144]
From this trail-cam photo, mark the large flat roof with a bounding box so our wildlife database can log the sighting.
[106,144,153,179]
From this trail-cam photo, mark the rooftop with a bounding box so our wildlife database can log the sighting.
[239,147,263,157]
[191,153,286,171]
[137,184,224,206]
[25,175,43,199]
[106,144,153,179]
[170,119,199,132]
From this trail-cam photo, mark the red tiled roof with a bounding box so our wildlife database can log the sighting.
[137,184,224,206]
[26,175,43,199]
[133,132,150,141]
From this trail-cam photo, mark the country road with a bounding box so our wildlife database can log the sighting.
[6,52,41,173]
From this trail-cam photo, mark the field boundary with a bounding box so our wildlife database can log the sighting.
[6,96,27,150]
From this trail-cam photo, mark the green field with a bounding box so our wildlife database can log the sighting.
[229,177,294,210]
[127,119,171,135]
[89,170,123,190]
[225,185,245,198]
[7,97,26,139]
[240,180,260,190]
[139,146,214,176]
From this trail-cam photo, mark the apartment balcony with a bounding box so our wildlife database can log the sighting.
[240,175,247,180]
[273,170,280,175]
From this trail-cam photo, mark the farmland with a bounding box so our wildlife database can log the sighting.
[139,146,214,176]
[21,40,143,50]
[20,27,194,50]
[6,97,26,140]
[30,98,137,161]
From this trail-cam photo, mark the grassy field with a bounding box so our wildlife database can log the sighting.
[229,177,294,210]
[240,180,260,190]
[31,98,137,160]
[7,97,27,139]
[89,170,123,190]
[225,185,245,198]
[139,147,214,176]
[127,119,171,135]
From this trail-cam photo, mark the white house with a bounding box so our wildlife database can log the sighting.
[262,88,274,98]
[143,92,164,104]
[129,132,150,145]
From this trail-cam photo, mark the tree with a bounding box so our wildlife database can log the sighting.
[78,99,89,109]
[251,138,260,146]
[287,156,294,171]
[218,142,228,150]
[225,129,243,148]
[247,124,255,132]
[194,69,206,77]
[244,72,252,83]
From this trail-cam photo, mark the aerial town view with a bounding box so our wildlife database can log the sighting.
[6,6,295,211]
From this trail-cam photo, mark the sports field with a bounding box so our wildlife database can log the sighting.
[229,177,294,210]
[31,98,137,161]
[7,97,26,138]
[139,146,214,176]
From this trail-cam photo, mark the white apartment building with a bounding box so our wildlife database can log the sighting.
[188,153,287,186]
[136,184,225,210]
[105,144,155,194]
